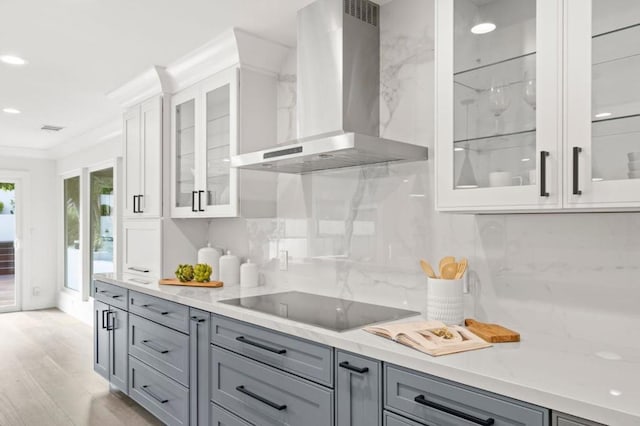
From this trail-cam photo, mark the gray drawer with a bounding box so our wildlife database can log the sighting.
[384,411,424,426]
[129,356,189,426]
[129,313,189,387]
[210,403,253,426]
[211,346,333,426]
[552,411,606,426]
[129,291,189,333]
[211,314,333,386]
[384,365,549,426]
[94,280,128,310]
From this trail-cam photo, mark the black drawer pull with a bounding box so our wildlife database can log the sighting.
[339,361,369,374]
[414,395,494,425]
[128,266,150,273]
[236,385,287,411]
[141,385,169,404]
[105,311,114,331]
[133,195,139,213]
[141,304,169,315]
[137,194,144,213]
[235,336,287,354]
[141,340,169,354]
[539,150,549,197]
[190,316,205,323]
[101,309,109,329]
[198,190,205,212]
[572,146,582,195]
[192,191,198,212]
[98,290,122,299]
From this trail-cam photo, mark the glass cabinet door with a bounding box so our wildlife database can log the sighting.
[436,0,561,210]
[173,95,197,214]
[566,0,640,207]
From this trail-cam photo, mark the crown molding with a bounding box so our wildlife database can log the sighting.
[106,65,170,108]
[0,146,50,159]
[47,118,122,159]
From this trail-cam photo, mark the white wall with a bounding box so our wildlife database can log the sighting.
[0,157,57,310]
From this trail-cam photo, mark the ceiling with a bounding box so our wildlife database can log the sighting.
[0,0,316,153]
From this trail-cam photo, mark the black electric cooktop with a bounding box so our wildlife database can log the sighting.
[219,291,420,332]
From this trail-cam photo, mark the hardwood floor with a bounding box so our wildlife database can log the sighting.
[0,275,15,307]
[0,309,162,425]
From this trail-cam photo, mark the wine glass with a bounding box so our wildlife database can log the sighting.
[489,80,511,135]
[523,71,536,111]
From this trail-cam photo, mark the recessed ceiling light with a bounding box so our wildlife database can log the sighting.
[0,55,27,65]
[609,389,622,397]
[594,112,612,118]
[2,107,21,114]
[471,22,496,35]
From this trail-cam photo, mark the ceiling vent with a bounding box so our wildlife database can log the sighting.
[41,125,64,132]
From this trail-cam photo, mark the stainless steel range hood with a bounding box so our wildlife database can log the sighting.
[231,0,428,173]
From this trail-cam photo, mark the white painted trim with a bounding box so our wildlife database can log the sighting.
[106,66,171,109]
[48,119,122,160]
[58,170,82,296]
[0,171,30,313]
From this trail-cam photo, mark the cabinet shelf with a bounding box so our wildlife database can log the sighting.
[454,128,536,147]
[455,51,536,79]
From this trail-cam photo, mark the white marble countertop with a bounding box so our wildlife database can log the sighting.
[96,273,639,425]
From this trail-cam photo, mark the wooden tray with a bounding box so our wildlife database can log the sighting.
[159,278,223,288]
[464,319,520,343]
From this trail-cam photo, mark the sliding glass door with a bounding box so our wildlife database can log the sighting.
[64,176,81,291]
[90,168,114,278]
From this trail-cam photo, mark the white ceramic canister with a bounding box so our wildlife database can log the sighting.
[426,277,464,325]
[197,244,222,280]
[240,259,259,288]
[219,250,240,286]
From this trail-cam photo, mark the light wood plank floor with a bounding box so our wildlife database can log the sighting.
[0,275,15,307]
[0,309,162,426]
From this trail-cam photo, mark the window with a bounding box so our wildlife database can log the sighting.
[63,176,81,291]
[90,168,114,278]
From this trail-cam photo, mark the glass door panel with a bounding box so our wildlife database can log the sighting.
[89,168,114,283]
[453,0,537,189]
[591,1,640,183]
[175,99,196,208]
[0,182,16,309]
[205,84,231,207]
[64,176,81,291]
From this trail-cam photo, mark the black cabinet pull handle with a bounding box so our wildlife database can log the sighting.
[192,191,198,212]
[101,309,109,329]
[198,190,205,212]
[572,146,582,195]
[138,194,144,213]
[141,339,169,354]
[141,385,169,404]
[414,395,495,426]
[106,311,114,331]
[539,151,549,197]
[339,361,369,374]
[190,316,205,323]
[236,385,287,411]
[235,336,287,354]
[133,195,138,213]
[128,267,150,273]
[141,304,169,315]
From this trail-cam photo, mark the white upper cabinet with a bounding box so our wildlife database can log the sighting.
[436,0,562,212]
[565,0,640,209]
[123,95,162,218]
[170,66,277,218]
[436,0,640,212]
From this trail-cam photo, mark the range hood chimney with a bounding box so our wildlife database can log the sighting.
[232,0,428,173]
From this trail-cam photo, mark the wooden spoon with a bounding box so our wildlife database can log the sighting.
[419,260,437,278]
[439,256,455,277]
[455,258,468,279]
[441,262,459,280]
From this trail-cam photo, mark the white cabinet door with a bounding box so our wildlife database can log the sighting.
[139,96,162,217]
[565,0,640,209]
[122,219,162,281]
[435,0,562,212]
[123,106,141,218]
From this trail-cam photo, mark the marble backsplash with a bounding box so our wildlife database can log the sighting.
[208,0,640,347]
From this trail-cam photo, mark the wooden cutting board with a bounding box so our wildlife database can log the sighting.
[464,319,520,343]
[159,278,223,288]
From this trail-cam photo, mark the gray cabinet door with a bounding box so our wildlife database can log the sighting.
[94,300,109,380]
[190,308,210,426]
[384,411,424,426]
[336,350,382,426]
[109,306,128,393]
[211,346,333,426]
[552,412,605,426]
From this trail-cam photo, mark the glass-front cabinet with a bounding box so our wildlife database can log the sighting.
[436,0,562,211]
[171,67,238,217]
[565,0,640,208]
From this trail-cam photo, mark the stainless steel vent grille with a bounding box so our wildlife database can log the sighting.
[344,0,378,27]
[41,125,64,132]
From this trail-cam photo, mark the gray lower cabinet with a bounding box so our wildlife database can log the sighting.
[384,410,424,426]
[93,298,128,393]
[336,350,382,426]
[384,364,549,426]
[552,411,606,426]
[210,403,253,426]
[211,346,334,426]
[190,308,210,426]
[129,355,189,426]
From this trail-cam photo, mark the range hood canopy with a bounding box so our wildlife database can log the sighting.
[232,0,427,173]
